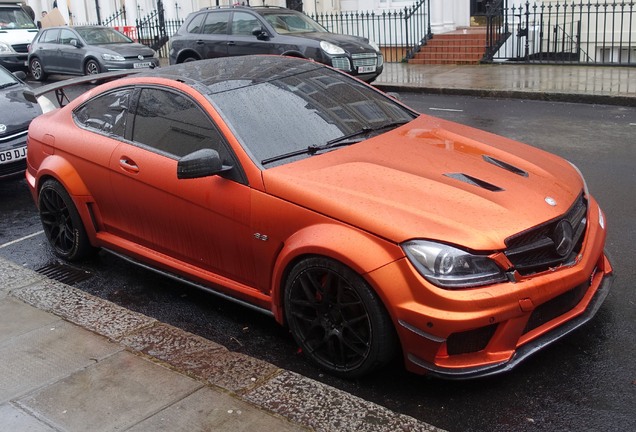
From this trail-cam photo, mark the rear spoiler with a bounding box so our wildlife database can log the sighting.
[24,70,144,112]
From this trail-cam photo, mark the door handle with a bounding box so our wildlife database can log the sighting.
[119,157,139,173]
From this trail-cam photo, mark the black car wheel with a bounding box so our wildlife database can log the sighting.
[285,257,396,377]
[84,59,101,75]
[38,179,95,261]
[29,57,47,81]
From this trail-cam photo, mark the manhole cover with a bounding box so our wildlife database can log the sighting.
[36,262,92,285]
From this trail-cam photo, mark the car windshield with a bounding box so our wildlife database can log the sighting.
[207,67,417,168]
[0,67,19,88]
[75,27,133,44]
[261,12,327,34]
[0,8,36,30]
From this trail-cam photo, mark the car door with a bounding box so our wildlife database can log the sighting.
[194,11,230,59]
[108,86,257,286]
[226,11,275,56]
[56,28,84,74]
[32,28,60,72]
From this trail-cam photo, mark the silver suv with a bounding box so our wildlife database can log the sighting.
[169,6,383,82]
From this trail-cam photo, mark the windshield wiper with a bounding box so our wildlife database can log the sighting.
[260,120,410,166]
[0,82,19,90]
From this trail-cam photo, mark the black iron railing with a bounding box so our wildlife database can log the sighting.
[310,0,432,62]
[485,1,636,65]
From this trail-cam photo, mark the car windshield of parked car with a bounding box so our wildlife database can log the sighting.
[75,27,133,44]
[208,67,416,168]
[0,8,37,30]
[261,12,327,34]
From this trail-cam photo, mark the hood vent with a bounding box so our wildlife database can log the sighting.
[483,155,528,177]
[444,173,504,192]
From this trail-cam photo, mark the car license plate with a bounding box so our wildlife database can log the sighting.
[133,62,152,69]
[358,65,376,73]
[0,146,27,164]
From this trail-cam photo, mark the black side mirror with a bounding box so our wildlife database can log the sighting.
[70,39,83,48]
[177,148,233,179]
[252,26,269,40]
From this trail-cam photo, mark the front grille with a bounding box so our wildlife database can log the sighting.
[523,280,590,334]
[11,43,29,53]
[352,53,378,68]
[446,324,497,355]
[504,193,587,275]
[0,130,27,143]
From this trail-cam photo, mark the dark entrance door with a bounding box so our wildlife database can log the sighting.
[286,0,303,12]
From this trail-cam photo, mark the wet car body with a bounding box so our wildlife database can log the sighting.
[24,56,613,378]
[27,26,158,81]
[0,65,40,179]
[169,6,383,82]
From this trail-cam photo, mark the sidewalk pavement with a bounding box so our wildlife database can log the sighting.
[0,257,441,432]
[374,62,636,106]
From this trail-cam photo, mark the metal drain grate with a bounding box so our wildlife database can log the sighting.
[36,262,92,285]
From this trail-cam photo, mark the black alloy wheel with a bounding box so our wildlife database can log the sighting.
[285,257,396,377]
[38,179,95,261]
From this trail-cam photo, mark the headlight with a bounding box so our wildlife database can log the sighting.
[0,42,17,54]
[368,40,380,52]
[402,240,506,289]
[320,40,345,55]
[102,53,125,61]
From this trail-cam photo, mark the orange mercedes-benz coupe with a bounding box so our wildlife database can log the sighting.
[25,56,613,379]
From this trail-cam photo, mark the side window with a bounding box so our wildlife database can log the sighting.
[186,12,205,34]
[231,12,259,36]
[132,88,231,162]
[74,89,132,137]
[202,11,230,35]
[59,29,76,45]
[40,29,59,43]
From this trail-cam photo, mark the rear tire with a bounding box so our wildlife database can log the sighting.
[29,57,47,81]
[38,179,95,261]
[285,257,396,378]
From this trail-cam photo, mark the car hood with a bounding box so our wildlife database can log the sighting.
[94,43,156,57]
[0,85,41,133]
[291,32,377,53]
[262,115,584,250]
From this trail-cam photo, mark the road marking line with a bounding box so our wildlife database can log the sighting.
[0,230,44,249]
[429,107,463,112]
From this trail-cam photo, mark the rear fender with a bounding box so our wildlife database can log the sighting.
[35,155,97,239]
[270,223,402,323]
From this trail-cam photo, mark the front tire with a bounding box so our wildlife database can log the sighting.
[84,59,101,75]
[285,257,396,378]
[38,179,95,261]
[29,57,47,81]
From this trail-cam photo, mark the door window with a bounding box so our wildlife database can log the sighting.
[59,29,76,45]
[231,12,260,36]
[202,11,230,35]
[73,89,133,137]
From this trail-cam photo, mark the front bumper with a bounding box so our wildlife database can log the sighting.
[367,197,613,379]
[0,54,28,72]
[0,130,28,180]
[102,57,160,72]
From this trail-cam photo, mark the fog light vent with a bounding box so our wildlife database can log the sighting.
[447,324,497,355]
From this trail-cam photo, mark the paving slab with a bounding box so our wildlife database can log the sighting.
[16,350,203,432]
[128,386,308,432]
[0,319,121,404]
[0,296,59,342]
[0,403,56,432]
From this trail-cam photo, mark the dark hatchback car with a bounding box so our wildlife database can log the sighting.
[169,6,383,82]
[28,26,159,81]
[0,65,40,180]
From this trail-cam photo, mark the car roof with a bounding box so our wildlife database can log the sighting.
[135,56,326,94]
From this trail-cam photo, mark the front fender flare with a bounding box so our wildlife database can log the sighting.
[270,223,403,323]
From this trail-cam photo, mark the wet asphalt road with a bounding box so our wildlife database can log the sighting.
[1,87,635,431]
